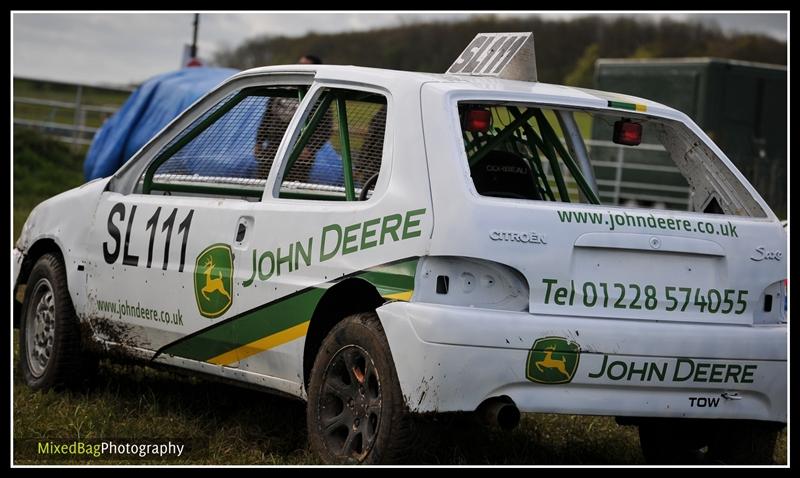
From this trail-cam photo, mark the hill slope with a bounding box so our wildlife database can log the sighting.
[214,16,786,87]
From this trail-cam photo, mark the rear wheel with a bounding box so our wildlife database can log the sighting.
[638,418,780,464]
[18,253,94,390]
[307,312,412,464]
[706,420,781,465]
[638,419,707,464]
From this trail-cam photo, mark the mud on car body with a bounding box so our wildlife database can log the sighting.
[14,33,786,464]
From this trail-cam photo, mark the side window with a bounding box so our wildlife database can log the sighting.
[141,86,304,198]
[279,88,387,201]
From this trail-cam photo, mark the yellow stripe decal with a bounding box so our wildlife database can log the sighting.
[635,104,647,112]
[208,321,310,366]
[383,290,413,301]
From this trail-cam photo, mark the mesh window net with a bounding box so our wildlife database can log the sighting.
[281,91,387,198]
[152,87,301,189]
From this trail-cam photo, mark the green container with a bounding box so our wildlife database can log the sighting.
[593,58,786,217]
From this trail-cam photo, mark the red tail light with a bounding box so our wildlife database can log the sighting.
[613,119,642,146]
[465,108,492,133]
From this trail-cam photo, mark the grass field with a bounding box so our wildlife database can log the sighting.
[11,331,788,465]
[14,78,131,107]
[13,129,88,240]
[14,102,112,130]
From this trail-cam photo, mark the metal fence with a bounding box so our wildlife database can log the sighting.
[586,139,691,210]
[13,79,133,149]
[541,139,691,210]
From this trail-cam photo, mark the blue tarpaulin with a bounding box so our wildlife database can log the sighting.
[83,67,239,180]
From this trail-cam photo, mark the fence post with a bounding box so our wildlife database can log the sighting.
[612,146,624,205]
[71,85,83,150]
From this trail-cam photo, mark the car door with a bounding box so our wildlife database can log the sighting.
[85,77,313,363]
[208,83,432,388]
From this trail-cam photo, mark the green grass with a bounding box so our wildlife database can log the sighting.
[12,332,787,465]
[14,102,111,129]
[13,129,88,240]
[10,340,639,465]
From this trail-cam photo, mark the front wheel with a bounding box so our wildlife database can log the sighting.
[306,312,412,464]
[18,253,94,390]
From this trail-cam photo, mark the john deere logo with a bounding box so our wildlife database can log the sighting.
[525,336,580,384]
[194,244,233,318]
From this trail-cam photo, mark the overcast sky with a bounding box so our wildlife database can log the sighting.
[12,11,789,87]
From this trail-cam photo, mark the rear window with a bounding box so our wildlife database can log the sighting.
[458,102,766,218]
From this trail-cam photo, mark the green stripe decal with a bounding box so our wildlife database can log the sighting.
[608,100,636,111]
[161,287,325,362]
[356,259,418,297]
[607,100,647,112]
[158,324,241,362]
[157,257,419,363]
[223,288,324,349]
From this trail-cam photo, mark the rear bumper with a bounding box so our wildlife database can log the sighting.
[376,302,787,422]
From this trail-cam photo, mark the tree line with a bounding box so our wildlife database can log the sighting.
[213,15,786,86]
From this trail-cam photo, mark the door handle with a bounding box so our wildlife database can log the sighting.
[236,223,247,242]
[234,216,253,247]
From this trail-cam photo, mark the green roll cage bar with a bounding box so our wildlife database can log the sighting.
[142,86,385,202]
[462,104,600,205]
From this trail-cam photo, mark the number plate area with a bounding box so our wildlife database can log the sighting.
[532,247,753,325]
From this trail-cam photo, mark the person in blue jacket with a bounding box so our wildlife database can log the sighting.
[253,54,344,187]
[84,55,344,186]
[83,65,238,180]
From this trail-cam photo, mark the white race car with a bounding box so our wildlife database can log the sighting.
[13,33,786,464]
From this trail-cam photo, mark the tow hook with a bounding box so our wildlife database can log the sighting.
[721,392,742,401]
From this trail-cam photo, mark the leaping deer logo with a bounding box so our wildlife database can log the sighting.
[535,345,571,379]
[201,257,231,302]
[194,244,234,318]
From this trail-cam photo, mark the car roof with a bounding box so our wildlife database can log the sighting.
[234,64,681,119]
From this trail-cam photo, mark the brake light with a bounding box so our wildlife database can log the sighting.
[465,108,492,133]
[613,119,642,146]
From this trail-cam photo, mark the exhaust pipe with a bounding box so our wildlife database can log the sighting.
[479,398,521,430]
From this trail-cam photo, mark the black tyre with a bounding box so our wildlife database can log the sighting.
[307,312,412,464]
[638,419,708,464]
[18,253,93,390]
[706,420,781,465]
[639,418,780,465]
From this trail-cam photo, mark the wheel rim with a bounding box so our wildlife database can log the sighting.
[318,345,382,462]
[25,278,56,378]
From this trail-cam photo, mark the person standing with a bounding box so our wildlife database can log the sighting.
[254,54,344,186]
